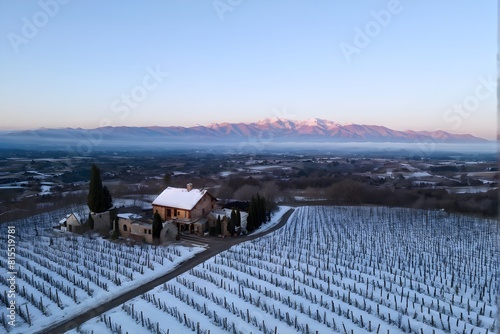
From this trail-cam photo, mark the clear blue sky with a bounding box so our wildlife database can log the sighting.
[0,0,496,139]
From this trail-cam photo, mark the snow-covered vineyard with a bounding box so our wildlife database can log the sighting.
[74,206,498,334]
[0,207,203,334]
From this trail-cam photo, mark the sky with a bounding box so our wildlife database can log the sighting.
[0,0,497,139]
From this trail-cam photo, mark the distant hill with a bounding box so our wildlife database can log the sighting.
[0,118,488,149]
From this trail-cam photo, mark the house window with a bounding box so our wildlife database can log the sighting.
[174,209,178,217]
[123,225,127,231]
[202,208,205,215]
[148,230,151,235]
[144,229,147,234]
[167,209,171,217]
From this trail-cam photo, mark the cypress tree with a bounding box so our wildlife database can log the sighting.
[87,164,113,213]
[231,209,237,226]
[111,219,120,239]
[153,211,163,239]
[228,209,236,236]
[88,213,94,229]
[259,194,267,223]
[256,194,264,227]
[103,186,113,211]
[247,198,256,232]
[253,194,260,229]
[216,215,222,235]
[247,194,267,231]
[236,209,241,227]
[87,164,106,213]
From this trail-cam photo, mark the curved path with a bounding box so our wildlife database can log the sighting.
[39,208,295,334]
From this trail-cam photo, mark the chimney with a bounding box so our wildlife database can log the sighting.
[187,183,193,192]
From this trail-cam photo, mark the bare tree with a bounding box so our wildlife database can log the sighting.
[233,185,260,201]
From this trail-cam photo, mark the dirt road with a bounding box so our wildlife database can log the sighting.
[39,208,294,334]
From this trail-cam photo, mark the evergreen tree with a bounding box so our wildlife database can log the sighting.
[103,186,113,211]
[153,211,163,239]
[259,194,267,223]
[88,213,94,229]
[247,194,267,231]
[236,209,241,227]
[255,194,263,228]
[231,209,237,227]
[216,215,222,235]
[247,199,256,232]
[111,219,119,239]
[87,164,106,213]
[87,164,113,213]
[228,211,235,236]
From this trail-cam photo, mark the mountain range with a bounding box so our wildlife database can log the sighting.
[0,118,488,149]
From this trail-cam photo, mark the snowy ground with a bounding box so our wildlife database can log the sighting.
[70,206,498,334]
[0,206,204,334]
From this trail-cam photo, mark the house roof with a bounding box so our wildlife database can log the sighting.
[117,213,142,220]
[60,213,82,225]
[211,209,248,220]
[132,221,152,227]
[152,187,214,211]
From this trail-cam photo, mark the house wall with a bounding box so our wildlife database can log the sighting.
[131,224,153,244]
[64,214,85,233]
[221,220,230,237]
[152,193,215,221]
[153,205,191,221]
[91,210,114,233]
[66,215,80,227]
[193,221,207,236]
[191,194,215,219]
[69,225,85,233]
[118,218,132,238]
[208,215,231,236]
[152,205,166,220]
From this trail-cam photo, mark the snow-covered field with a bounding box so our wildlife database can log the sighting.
[72,206,498,334]
[0,207,204,333]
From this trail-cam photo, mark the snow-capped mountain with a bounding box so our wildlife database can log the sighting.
[0,118,487,149]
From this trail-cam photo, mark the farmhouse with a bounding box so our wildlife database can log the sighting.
[152,183,217,234]
[59,213,85,233]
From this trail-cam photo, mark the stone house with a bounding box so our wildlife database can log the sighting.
[59,213,85,233]
[152,184,217,234]
[152,184,217,221]
[117,213,153,244]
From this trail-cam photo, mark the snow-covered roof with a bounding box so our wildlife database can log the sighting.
[117,213,142,220]
[70,213,82,222]
[212,209,231,219]
[59,213,82,225]
[152,187,212,211]
[211,209,248,220]
[132,221,152,227]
